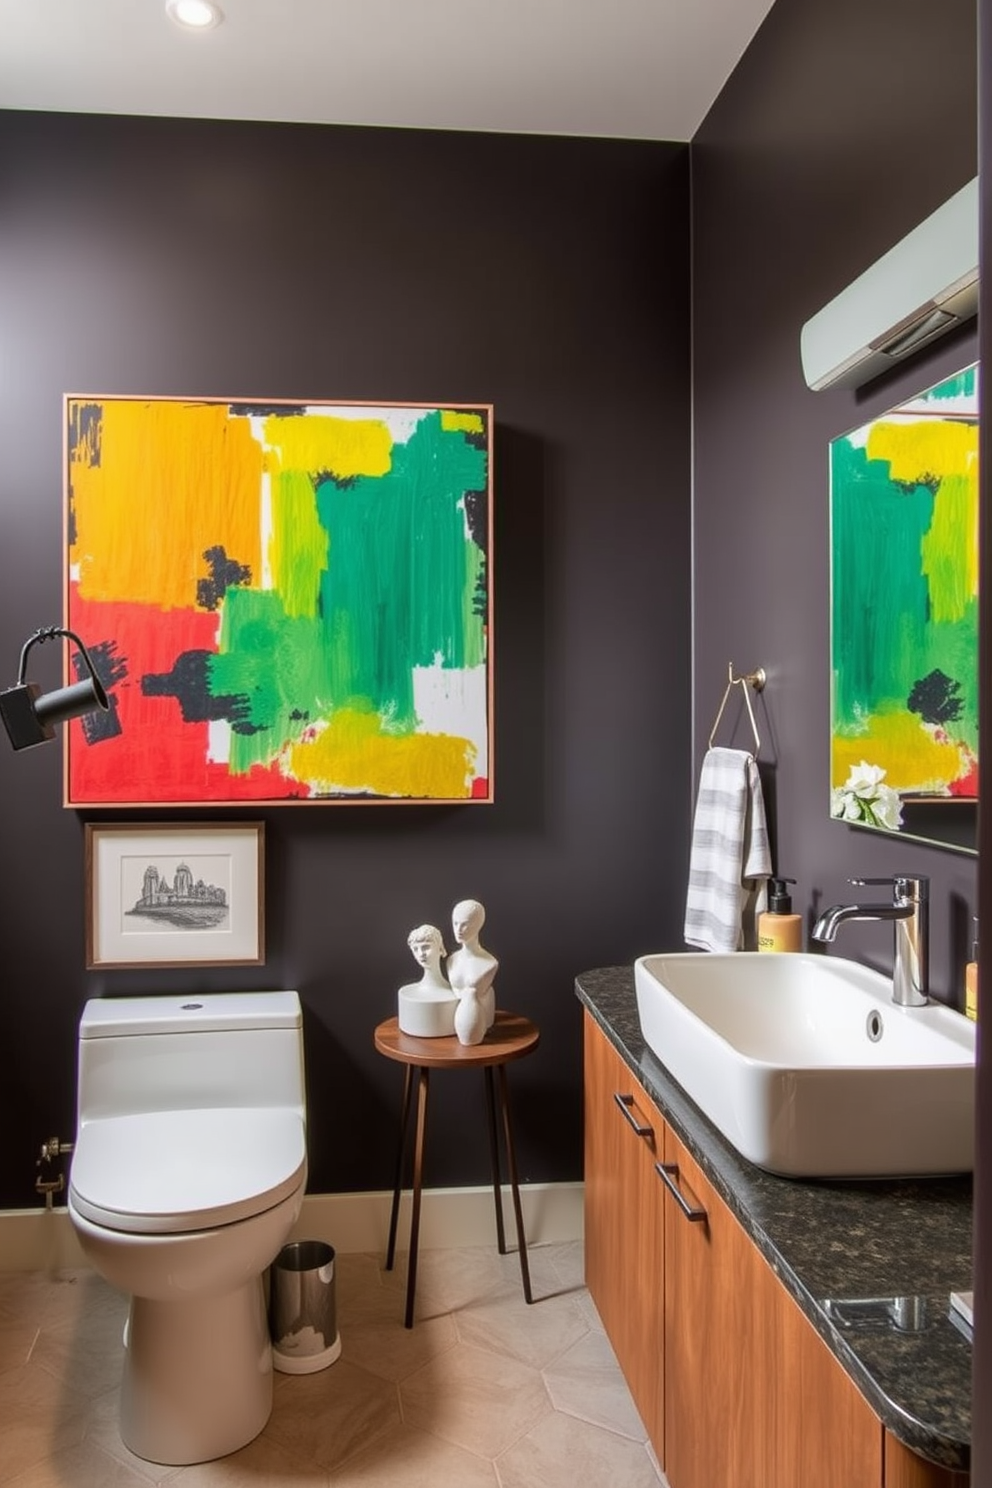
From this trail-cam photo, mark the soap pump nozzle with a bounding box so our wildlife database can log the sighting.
[767,877,796,915]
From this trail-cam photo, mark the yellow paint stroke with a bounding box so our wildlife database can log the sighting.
[833,709,967,793]
[920,471,975,623]
[261,414,396,618]
[263,413,393,481]
[291,707,476,799]
[70,401,264,610]
[867,418,979,621]
[440,410,485,435]
[267,464,329,619]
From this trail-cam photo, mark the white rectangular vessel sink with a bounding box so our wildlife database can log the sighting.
[633,953,976,1179]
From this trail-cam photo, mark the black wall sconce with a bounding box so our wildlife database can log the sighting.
[0,626,109,751]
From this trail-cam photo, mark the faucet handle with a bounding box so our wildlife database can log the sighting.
[850,874,929,900]
[895,874,929,901]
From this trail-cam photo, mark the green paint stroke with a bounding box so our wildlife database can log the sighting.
[204,412,488,773]
[270,466,329,620]
[210,587,335,774]
[926,366,976,402]
[831,440,932,720]
[316,412,487,729]
[922,472,972,624]
[831,439,978,748]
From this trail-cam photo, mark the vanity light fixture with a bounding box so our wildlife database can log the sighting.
[800,177,978,391]
[0,626,109,751]
[165,0,225,31]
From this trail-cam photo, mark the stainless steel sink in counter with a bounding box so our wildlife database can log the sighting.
[576,964,973,1473]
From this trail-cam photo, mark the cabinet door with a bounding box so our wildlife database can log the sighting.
[884,1434,969,1488]
[663,1126,882,1488]
[662,1127,760,1488]
[583,1013,665,1454]
[765,1273,881,1488]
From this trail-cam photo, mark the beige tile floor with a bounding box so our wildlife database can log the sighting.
[0,1242,668,1487]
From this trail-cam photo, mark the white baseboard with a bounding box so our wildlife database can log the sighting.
[0,1209,90,1272]
[288,1182,584,1254]
[0,1183,584,1272]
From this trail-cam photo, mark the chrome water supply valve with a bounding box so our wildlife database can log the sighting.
[35,1135,74,1208]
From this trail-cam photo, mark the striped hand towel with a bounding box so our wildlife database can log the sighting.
[684,746,772,953]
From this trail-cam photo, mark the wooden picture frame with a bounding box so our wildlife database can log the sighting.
[85,822,265,968]
[65,395,493,807]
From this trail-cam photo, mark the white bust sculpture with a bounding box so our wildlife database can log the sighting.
[405,924,451,992]
[447,899,498,1033]
[397,924,458,1037]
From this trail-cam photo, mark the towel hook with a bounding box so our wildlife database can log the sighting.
[708,663,766,752]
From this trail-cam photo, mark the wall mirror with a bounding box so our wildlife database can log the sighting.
[829,363,979,855]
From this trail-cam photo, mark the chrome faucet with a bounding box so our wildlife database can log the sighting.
[810,875,929,1007]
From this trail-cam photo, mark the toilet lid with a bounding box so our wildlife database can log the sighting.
[69,1107,307,1234]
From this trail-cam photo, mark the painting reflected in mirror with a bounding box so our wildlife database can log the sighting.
[829,364,979,856]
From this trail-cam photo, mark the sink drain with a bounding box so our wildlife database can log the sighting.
[866,1009,884,1043]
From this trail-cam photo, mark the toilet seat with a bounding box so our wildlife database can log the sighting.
[69,1107,306,1234]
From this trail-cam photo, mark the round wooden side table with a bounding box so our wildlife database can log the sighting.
[374,1010,540,1328]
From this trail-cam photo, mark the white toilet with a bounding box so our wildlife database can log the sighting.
[67,990,307,1466]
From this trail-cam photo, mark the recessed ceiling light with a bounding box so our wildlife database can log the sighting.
[166,0,224,30]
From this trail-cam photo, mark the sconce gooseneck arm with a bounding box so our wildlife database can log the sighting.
[17,626,103,691]
[1,624,109,751]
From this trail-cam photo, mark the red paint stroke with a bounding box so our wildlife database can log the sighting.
[67,591,303,804]
[949,757,979,798]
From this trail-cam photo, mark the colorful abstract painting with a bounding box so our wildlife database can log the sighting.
[830,364,979,820]
[64,397,492,806]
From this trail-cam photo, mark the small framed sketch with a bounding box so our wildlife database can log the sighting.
[85,822,264,969]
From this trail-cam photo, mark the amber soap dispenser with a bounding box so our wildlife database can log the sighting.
[966,918,978,1022]
[758,877,803,953]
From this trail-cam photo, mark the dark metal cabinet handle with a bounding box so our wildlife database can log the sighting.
[613,1091,652,1138]
[656,1161,707,1222]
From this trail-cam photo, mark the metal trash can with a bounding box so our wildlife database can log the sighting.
[269,1240,342,1374]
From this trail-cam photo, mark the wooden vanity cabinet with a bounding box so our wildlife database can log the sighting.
[663,1126,786,1488]
[583,1012,665,1455]
[663,1125,880,1488]
[583,1013,967,1488]
[884,1436,970,1488]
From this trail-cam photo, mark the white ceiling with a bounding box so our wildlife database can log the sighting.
[0,0,776,143]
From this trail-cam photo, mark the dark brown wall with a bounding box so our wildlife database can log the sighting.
[692,0,979,982]
[0,113,691,1204]
[691,0,985,1473]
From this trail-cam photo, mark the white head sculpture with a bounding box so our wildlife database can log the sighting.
[406,924,450,990]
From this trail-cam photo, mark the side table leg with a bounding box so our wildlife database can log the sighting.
[484,1066,507,1254]
[497,1064,533,1304]
[405,1066,430,1329]
[386,1064,415,1272]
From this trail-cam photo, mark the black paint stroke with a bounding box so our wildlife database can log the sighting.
[142,649,261,733]
[230,403,308,419]
[907,668,964,726]
[75,639,125,745]
[197,545,253,611]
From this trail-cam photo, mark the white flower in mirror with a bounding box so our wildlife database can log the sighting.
[831,761,904,831]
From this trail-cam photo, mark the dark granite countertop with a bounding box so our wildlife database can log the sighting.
[576,966,973,1473]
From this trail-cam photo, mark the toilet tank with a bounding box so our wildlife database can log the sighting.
[76,991,305,1123]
